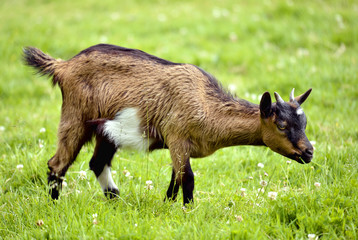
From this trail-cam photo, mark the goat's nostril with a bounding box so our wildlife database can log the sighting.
[305,149,313,156]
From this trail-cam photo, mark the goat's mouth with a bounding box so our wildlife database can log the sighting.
[289,153,312,164]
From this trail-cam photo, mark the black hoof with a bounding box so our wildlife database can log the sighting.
[48,173,61,200]
[104,188,119,199]
[49,187,59,200]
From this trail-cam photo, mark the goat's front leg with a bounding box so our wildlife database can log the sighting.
[181,159,194,205]
[167,140,194,206]
[165,168,180,201]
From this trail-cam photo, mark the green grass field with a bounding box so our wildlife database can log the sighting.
[0,0,357,239]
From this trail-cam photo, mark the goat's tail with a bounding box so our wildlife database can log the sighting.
[23,47,63,86]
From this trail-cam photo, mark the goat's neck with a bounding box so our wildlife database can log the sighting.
[208,101,264,148]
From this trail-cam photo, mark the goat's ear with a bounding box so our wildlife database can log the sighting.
[260,92,272,118]
[295,88,312,105]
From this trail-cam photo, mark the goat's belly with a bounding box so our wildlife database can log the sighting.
[102,108,154,151]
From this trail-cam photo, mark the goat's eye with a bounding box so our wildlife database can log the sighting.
[277,123,286,130]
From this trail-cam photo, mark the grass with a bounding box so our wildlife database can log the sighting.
[0,0,357,239]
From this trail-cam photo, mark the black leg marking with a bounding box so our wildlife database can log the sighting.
[165,168,180,202]
[89,136,119,198]
[89,137,117,177]
[182,160,195,206]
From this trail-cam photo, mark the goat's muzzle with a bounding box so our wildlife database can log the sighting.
[291,147,314,164]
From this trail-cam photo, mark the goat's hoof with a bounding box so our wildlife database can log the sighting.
[49,188,59,200]
[49,179,61,200]
[104,188,119,199]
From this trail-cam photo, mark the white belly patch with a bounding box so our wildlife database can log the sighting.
[103,108,154,151]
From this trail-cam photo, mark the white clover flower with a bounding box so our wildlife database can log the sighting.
[248,176,253,180]
[240,188,246,197]
[335,14,345,29]
[145,180,153,190]
[286,160,292,164]
[111,170,117,175]
[314,182,321,188]
[123,169,131,177]
[79,170,87,180]
[17,164,24,171]
[0,126,5,131]
[268,191,278,200]
[229,32,237,42]
[212,8,221,18]
[93,218,98,225]
[99,35,108,43]
[92,213,98,218]
[308,233,317,240]
[36,219,44,226]
[235,215,243,222]
[157,14,167,22]
[62,181,67,187]
[39,128,46,133]
[264,172,268,177]
[260,180,267,187]
[228,84,237,92]
[257,163,264,168]
[310,140,317,150]
[110,12,120,21]
[296,48,309,57]
[38,139,44,148]
[248,93,258,101]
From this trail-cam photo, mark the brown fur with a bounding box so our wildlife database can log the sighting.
[23,44,313,203]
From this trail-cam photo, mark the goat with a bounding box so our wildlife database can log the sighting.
[23,44,314,205]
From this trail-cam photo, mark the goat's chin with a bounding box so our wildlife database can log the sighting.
[272,149,312,164]
[287,153,312,164]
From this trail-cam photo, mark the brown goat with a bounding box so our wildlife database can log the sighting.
[23,44,313,205]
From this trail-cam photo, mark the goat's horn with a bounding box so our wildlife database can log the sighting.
[274,92,284,104]
[289,88,295,102]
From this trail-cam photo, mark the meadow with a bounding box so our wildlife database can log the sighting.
[0,0,357,239]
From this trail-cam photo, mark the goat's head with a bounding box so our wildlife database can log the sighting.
[259,88,313,164]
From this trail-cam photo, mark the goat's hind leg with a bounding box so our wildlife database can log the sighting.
[48,121,91,200]
[89,135,119,199]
